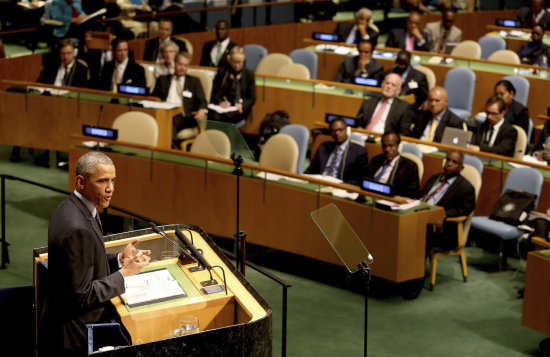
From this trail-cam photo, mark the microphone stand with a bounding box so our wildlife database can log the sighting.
[357,261,371,357]
[230,153,246,275]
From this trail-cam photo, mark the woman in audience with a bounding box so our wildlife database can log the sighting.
[153,40,179,77]
[493,79,530,135]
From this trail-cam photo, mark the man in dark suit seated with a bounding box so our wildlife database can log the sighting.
[388,50,429,109]
[143,18,187,63]
[425,7,462,54]
[40,151,150,356]
[367,132,419,197]
[334,7,379,46]
[385,12,431,52]
[518,25,550,66]
[356,73,415,135]
[411,86,463,142]
[208,45,255,125]
[78,27,116,88]
[419,150,476,251]
[38,38,89,87]
[305,117,368,186]
[97,37,146,92]
[469,95,518,157]
[516,0,550,31]
[200,20,238,69]
[152,51,207,148]
[334,39,383,84]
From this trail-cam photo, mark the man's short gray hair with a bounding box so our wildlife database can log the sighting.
[160,40,180,54]
[76,151,113,177]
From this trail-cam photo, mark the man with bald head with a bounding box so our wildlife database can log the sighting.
[386,12,430,52]
[517,0,550,31]
[335,7,379,46]
[412,86,463,142]
[356,73,415,135]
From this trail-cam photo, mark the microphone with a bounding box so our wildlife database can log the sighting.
[96,104,104,127]
[174,228,211,270]
[149,222,198,265]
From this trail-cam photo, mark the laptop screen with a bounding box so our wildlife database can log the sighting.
[361,179,393,196]
[312,32,341,42]
[325,113,358,128]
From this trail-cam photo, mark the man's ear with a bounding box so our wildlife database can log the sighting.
[75,175,85,190]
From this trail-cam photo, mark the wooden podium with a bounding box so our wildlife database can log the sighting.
[34,224,272,355]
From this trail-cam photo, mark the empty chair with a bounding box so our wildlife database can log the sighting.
[277,63,310,79]
[187,69,213,102]
[174,36,193,58]
[280,124,310,174]
[256,53,292,76]
[478,36,506,60]
[463,154,484,175]
[513,125,527,159]
[488,50,520,64]
[189,129,231,158]
[502,75,530,107]
[413,65,436,90]
[112,112,158,146]
[289,48,318,80]
[450,40,481,59]
[444,68,476,120]
[400,142,422,159]
[429,163,482,289]
[471,166,544,270]
[259,133,298,173]
[400,152,423,182]
[243,44,268,71]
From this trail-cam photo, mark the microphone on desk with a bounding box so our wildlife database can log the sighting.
[149,222,198,266]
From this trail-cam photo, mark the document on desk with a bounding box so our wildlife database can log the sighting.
[121,268,187,308]
[376,199,421,211]
[139,100,181,109]
[255,171,308,183]
[208,104,238,114]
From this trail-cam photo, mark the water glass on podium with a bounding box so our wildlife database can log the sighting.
[173,316,200,337]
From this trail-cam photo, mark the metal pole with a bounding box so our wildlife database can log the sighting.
[282,284,288,357]
[1,176,8,269]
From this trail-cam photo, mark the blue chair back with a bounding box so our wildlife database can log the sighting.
[528,118,533,143]
[289,49,319,80]
[503,167,544,208]
[463,154,484,176]
[400,143,422,159]
[478,36,506,60]
[502,75,530,107]
[243,44,268,71]
[280,124,309,173]
[444,68,476,120]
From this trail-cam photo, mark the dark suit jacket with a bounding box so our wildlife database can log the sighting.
[78,48,104,87]
[210,66,256,119]
[516,7,550,30]
[37,60,89,88]
[385,28,430,52]
[42,193,124,351]
[143,37,187,61]
[518,41,550,66]
[504,100,529,135]
[420,174,475,218]
[199,39,238,68]
[334,56,384,84]
[412,108,463,143]
[356,97,415,135]
[367,154,419,197]
[334,22,379,45]
[398,66,429,108]
[471,119,518,157]
[305,140,368,186]
[97,58,146,91]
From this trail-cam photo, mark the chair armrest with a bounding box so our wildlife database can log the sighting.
[446,216,468,223]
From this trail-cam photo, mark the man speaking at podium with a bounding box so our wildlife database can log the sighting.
[40,152,151,356]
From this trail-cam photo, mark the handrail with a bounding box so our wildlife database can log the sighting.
[70,133,408,204]
[313,121,550,170]
[1,79,162,102]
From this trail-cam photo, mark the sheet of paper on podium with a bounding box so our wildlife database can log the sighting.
[121,268,187,308]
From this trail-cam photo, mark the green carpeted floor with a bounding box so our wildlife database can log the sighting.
[0,145,547,356]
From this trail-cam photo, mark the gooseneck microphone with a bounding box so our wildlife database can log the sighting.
[149,222,199,265]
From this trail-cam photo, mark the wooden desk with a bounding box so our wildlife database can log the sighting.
[523,249,550,336]
[68,144,444,284]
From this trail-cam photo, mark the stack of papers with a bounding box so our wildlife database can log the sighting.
[121,268,186,308]
[376,199,421,211]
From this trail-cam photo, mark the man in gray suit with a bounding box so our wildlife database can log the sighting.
[41,151,151,355]
[425,7,462,53]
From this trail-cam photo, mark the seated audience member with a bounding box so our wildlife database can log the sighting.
[334,7,379,46]
[305,117,368,186]
[534,121,550,162]
[97,37,146,92]
[334,39,383,84]
[200,20,238,68]
[494,80,530,135]
[470,95,518,157]
[50,0,87,39]
[152,51,207,148]
[425,7,462,53]
[143,18,187,62]
[386,12,430,52]
[518,25,550,66]
[367,132,419,197]
[412,86,463,142]
[516,0,550,31]
[389,50,429,109]
[116,0,155,39]
[209,46,255,124]
[38,38,89,87]
[398,0,432,14]
[153,40,179,77]
[356,73,415,135]
[419,150,476,251]
[78,27,115,87]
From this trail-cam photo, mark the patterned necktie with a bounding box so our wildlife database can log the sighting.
[95,213,103,234]
[324,145,344,178]
[422,179,447,203]
[367,99,388,131]
[374,162,390,182]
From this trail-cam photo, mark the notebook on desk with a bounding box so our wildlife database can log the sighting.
[440,127,473,148]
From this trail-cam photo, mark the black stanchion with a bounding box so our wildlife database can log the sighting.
[231,153,247,275]
[357,261,371,357]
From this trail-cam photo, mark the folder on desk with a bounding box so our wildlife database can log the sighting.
[121,268,187,308]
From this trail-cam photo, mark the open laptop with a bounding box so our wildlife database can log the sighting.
[440,127,473,149]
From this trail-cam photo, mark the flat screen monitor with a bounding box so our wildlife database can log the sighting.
[325,113,358,128]
[117,84,148,96]
[495,18,522,28]
[82,125,118,140]
[361,178,393,197]
[312,32,341,42]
